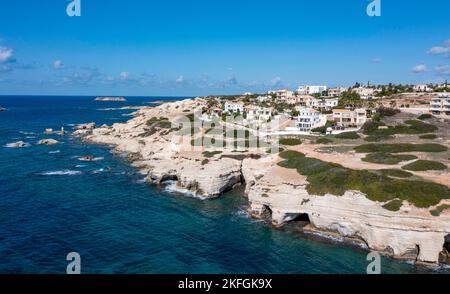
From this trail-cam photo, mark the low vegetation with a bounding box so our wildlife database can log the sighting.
[278,150,450,209]
[316,137,334,144]
[362,153,417,165]
[382,200,403,212]
[141,117,174,137]
[334,132,360,140]
[430,204,450,216]
[364,135,394,142]
[354,143,448,154]
[402,160,447,171]
[362,119,438,137]
[419,134,438,140]
[418,113,433,120]
[279,137,302,146]
[379,169,413,178]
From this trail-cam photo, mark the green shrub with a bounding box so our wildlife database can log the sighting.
[377,107,400,117]
[402,160,447,171]
[364,135,394,142]
[335,132,360,140]
[418,113,432,120]
[355,143,448,153]
[419,134,437,140]
[363,120,437,136]
[362,153,417,165]
[382,200,403,211]
[316,137,333,144]
[430,204,450,216]
[277,151,450,209]
[379,169,413,178]
[279,137,302,146]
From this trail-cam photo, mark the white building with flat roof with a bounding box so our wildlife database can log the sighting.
[307,97,339,110]
[328,87,347,97]
[245,106,273,121]
[297,85,328,95]
[295,107,327,132]
[414,84,433,93]
[332,108,368,127]
[271,89,295,100]
[430,94,450,117]
[352,87,376,100]
[224,102,244,114]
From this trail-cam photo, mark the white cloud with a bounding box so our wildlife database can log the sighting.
[53,60,64,70]
[176,75,185,83]
[435,65,450,75]
[0,46,14,63]
[269,77,282,87]
[427,39,450,55]
[412,64,427,73]
[372,57,382,64]
[119,71,130,80]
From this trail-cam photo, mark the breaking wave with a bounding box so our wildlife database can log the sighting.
[39,170,82,176]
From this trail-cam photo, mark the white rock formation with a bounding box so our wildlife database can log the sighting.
[242,157,450,265]
[81,98,450,265]
[37,139,59,145]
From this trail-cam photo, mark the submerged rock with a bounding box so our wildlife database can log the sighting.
[5,141,31,148]
[37,139,59,145]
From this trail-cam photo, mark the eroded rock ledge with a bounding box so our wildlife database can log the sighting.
[80,98,450,266]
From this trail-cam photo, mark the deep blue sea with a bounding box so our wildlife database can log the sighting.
[0,95,437,274]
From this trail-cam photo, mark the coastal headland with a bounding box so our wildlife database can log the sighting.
[78,96,450,266]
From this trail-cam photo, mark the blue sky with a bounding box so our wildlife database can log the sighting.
[0,0,450,96]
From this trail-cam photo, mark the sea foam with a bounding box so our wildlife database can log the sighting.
[39,170,82,176]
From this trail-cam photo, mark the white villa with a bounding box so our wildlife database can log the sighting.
[297,85,328,95]
[286,95,313,105]
[430,94,450,117]
[307,97,339,111]
[256,95,271,102]
[270,89,295,100]
[295,107,327,132]
[414,84,433,93]
[245,106,273,122]
[224,102,244,114]
[332,108,368,127]
[352,87,376,100]
[328,87,347,97]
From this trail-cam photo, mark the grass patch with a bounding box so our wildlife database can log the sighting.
[382,200,403,211]
[334,132,360,140]
[419,134,438,140]
[316,137,333,144]
[402,160,447,171]
[363,119,437,136]
[279,137,302,146]
[430,204,450,216]
[418,113,432,120]
[140,117,173,137]
[362,153,417,165]
[277,150,450,209]
[364,135,394,142]
[355,143,448,154]
[379,169,413,178]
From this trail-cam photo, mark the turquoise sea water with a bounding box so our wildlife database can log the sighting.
[0,95,438,274]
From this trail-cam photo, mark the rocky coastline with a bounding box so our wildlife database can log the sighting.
[77,98,450,266]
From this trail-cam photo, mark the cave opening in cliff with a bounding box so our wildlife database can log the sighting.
[289,213,311,223]
[439,234,450,265]
[261,205,273,221]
